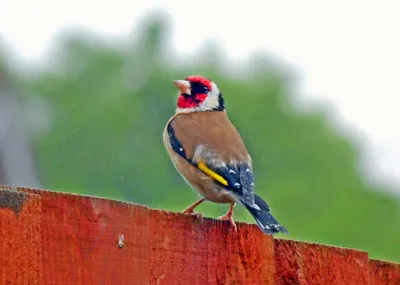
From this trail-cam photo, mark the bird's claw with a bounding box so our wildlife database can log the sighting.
[218,213,237,232]
[182,209,203,220]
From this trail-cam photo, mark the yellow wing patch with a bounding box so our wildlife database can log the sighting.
[197,161,228,186]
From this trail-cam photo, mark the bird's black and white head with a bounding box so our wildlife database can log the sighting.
[173,75,225,113]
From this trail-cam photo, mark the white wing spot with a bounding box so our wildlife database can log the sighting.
[179,148,183,151]
[229,169,236,174]
[250,182,254,186]
[234,183,241,188]
[246,168,251,173]
[258,220,270,230]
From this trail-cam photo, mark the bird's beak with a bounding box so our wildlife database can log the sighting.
[173,80,191,95]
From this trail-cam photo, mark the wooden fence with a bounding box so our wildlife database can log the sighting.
[0,185,399,284]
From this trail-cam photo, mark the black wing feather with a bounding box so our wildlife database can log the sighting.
[167,123,187,160]
[238,164,255,205]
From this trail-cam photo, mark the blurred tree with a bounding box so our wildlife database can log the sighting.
[8,13,400,262]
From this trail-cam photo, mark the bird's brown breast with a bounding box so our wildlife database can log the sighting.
[167,111,250,162]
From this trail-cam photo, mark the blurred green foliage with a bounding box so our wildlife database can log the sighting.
[6,14,400,262]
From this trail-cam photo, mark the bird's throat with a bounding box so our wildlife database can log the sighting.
[177,94,207,109]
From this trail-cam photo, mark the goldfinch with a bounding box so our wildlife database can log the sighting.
[163,75,288,235]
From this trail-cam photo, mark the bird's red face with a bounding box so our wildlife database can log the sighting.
[173,76,223,112]
[174,76,213,109]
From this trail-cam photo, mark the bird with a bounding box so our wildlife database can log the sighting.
[163,75,288,235]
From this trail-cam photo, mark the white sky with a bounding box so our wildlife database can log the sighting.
[1,0,400,192]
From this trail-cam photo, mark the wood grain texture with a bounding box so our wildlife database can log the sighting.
[0,189,41,284]
[0,185,399,285]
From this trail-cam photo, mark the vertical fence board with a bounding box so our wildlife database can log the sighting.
[147,211,275,285]
[0,189,41,284]
[19,189,152,285]
[369,259,400,285]
[274,239,370,285]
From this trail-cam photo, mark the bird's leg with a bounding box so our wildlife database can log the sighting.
[218,202,237,232]
[182,198,205,219]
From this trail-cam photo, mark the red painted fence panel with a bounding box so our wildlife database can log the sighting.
[0,185,399,285]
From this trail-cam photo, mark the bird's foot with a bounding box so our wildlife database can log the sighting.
[181,198,205,220]
[218,212,237,232]
[182,209,203,220]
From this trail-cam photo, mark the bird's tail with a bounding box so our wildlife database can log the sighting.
[243,194,288,235]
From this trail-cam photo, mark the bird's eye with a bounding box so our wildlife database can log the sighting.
[203,86,209,92]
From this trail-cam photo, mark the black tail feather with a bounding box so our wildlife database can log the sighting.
[243,194,288,235]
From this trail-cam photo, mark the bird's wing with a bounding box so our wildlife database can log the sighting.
[197,158,256,206]
[166,112,256,205]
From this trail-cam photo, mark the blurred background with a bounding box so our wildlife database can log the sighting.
[1,1,399,262]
